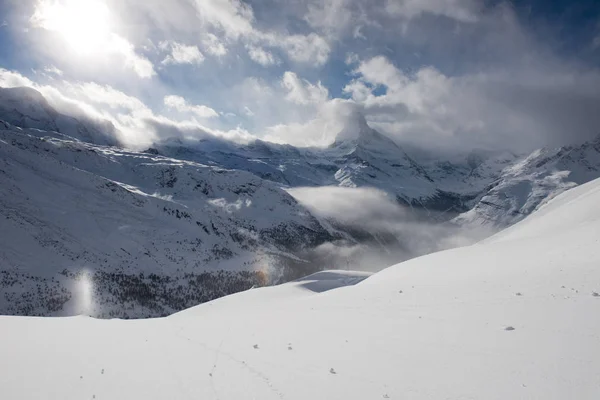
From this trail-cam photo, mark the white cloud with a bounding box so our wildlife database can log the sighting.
[43,66,63,76]
[384,0,481,22]
[98,0,332,67]
[353,25,366,40]
[243,106,254,117]
[0,68,35,87]
[0,68,252,148]
[288,186,406,226]
[304,0,354,37]
[160,41,205,65]
[287,185,487,270]
[164,95,219,118]
[69,82,151,114]
[246,45,278,66]
[263,99,359,147]
[10,0,600,155]
[280,33,331,66]
[281,71,328,105]
[342,54,600,154]
[202,33,227,56]
[190,0,255,39]
[110,35,156,78]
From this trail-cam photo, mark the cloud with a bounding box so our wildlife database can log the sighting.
[43,66,63,77]
[593,34,600,50]
[279,33,331,66]
[264,98,360,146]
[287,185,490,271]
[164,95,219,118]
[287,186,407,227]
[246,45,278,66]
[4,0,600,155]
[202,33,228,56]
[304,0,354,37]
[341,54,600,155]
[188,0,331,65]
[160,41,205,65]
[281,71,328,105]
[384,0,481,23]
[0,68,253,148]
[190,0,255,39]
[243,106,254,117]
[66,82,151,114]
[0,68,35,87]
[109,35,156,78]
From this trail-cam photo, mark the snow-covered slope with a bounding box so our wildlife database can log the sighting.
[156,113,484,216]
[0,121,338,317]
[2,178,600,399]
[2,86,600,320]
[454,136,600,227]
[0,87,118,146]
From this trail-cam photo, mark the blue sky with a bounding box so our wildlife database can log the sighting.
[0,0,599,154]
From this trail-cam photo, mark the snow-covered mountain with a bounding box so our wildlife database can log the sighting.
[155,113,504,218]
[0,87,118,146]
[0,120,341,317]
[454,135,600,227]
[1,86,600,318]
[3,176,600,399]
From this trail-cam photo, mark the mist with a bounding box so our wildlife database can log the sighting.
[288,186,495,272]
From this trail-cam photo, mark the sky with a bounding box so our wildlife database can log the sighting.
[0,0,599,155]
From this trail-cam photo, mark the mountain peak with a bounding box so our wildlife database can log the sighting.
[333,111,372,142]
[330,112,404,157]
[0,86,57,118]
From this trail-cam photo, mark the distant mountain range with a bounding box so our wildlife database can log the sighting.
[1,86,598,317]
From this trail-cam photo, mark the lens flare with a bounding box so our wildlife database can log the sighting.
[78,270,93,315]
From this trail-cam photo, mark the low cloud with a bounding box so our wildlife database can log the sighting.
[288,186,493,272]
[288,186,407,227]
[0,68,251,148]
[164,95,219,118]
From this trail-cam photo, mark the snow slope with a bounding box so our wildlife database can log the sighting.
[0,87,118,146]
[2,178,600,399]
[0,121,338,317]
[155,113,484,215]
[454,136,600,228]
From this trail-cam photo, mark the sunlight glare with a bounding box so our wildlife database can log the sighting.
[33,0,111,54]
[79,270,93,315]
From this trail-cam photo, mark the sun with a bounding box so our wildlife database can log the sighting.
[32,0,112,54]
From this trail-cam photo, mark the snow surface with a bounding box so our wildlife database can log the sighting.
[0,120,339,317]
[2,178,600,399]
[454,136,600,227]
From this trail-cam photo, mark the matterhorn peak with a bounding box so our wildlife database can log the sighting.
[330,110,404,156]
[334,111,372,142]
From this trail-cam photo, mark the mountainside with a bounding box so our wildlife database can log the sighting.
[0,87,118,146]
[1,86,600,318]
[454,136,600,227]
[3,177,600,399]
[0,120,339,317]
[155,114,508,217]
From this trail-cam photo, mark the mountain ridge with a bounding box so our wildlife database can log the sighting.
[2,85,600,317]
